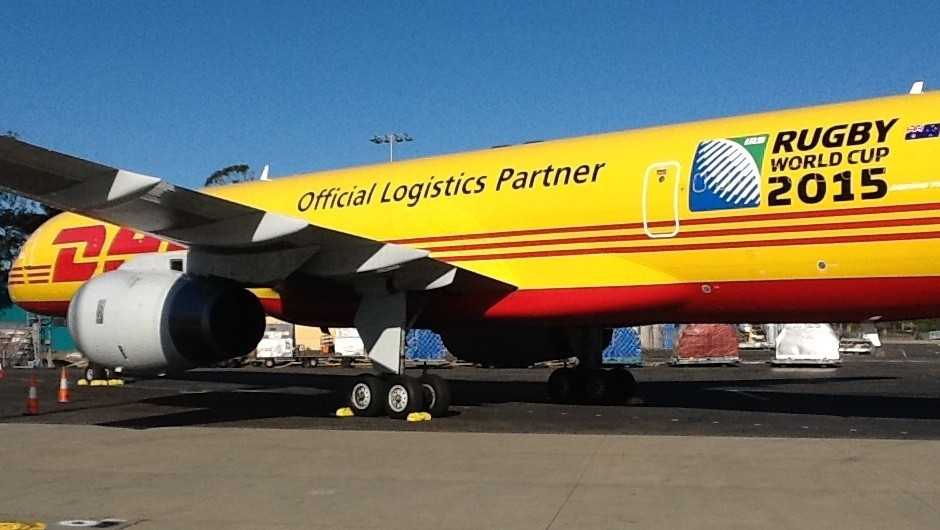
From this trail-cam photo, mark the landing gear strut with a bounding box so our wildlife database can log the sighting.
[346,291,451,419]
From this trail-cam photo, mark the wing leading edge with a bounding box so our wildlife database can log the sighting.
[0,136,514,292]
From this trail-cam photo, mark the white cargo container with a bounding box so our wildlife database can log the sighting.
[772,324,841,366]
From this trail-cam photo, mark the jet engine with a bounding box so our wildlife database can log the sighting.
[67,270,265,373]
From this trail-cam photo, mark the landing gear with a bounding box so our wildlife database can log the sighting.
[349,374,385,417]
[547,328,638,405]
[547,366,637,404]
[346,291,452,419]
[547,367,579,403]
[84,363,111,382]
[385,375,425,419]
[348,372,446,419]
[419,373,451,418]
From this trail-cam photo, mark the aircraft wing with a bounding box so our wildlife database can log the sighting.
[0,136,509,291]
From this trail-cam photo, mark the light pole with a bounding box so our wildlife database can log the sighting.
[370,133,412,162]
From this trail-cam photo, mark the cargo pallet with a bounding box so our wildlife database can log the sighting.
[770,358,842,367]
[671,356,740,366]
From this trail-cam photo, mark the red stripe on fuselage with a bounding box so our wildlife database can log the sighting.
[428,215,940,253]
[393,201,940,245]
[440,229,940,262]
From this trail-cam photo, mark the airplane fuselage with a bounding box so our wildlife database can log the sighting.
[10,92,940,327]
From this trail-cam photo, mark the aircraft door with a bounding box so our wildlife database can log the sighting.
[643,162,680,238]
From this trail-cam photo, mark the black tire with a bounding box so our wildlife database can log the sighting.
[264,359,275,368]
[384,375,425,419]
[583,369,613,405]
[418,373,451,417]
[547,367,579,403]
[340,357,353,369]
[300,358,312,368]
[349,374,385,417]
[85,364,107,382]
[608,369,637,403]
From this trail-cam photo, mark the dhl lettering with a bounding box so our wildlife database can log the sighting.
[51,225,185,283]
[52,225,107,282]
[108,228,162,254]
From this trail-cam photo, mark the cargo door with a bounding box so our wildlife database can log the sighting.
[643,162,680,238]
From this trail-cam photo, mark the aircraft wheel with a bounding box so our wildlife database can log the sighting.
[419,373,451,417]
[583,369,615,405]
[548,367,579,403]
[300,358,312,368]
[385,375,425,419]
[608,369,637,403]
[610,368,636,400]
[349,374,385,417]
[264,359,275,368]
[84,364,110,381]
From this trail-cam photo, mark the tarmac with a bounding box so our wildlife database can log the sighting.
[1,425,938,529]
[0,343,939,528]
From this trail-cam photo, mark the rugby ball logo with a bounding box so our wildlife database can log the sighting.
[689,135,767,212]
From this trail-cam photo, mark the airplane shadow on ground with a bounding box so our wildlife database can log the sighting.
[91,369,940,430]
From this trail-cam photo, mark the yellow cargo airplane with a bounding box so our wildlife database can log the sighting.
[2,87,939,417]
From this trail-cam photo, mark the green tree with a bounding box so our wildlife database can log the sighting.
[205,164,253,186]
[1,131,56,312]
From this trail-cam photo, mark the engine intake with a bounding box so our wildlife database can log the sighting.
[68,270,265,373]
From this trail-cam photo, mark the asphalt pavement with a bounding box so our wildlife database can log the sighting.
[0,342,938,528]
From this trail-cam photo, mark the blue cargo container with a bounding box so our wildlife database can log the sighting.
[602,327,643,366]
[405,329,447,361]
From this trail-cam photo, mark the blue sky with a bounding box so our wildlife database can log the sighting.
[2,2,938,188]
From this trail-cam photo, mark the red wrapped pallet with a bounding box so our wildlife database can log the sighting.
[672,324,740,365]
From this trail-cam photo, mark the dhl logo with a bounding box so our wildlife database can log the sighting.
[13,225,185,285]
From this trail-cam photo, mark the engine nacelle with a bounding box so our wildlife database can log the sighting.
[67,270,265,373]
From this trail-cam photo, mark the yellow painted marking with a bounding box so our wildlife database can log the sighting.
[0,522,46,530]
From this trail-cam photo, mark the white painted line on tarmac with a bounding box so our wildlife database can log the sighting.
[721,389,771,401]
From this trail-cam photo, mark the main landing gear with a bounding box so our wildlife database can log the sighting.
[547,366,636,405]
[346,291,452,419]
[348,372,451,419]
[547,328,638,405]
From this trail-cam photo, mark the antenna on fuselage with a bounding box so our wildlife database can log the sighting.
[259,164,270,181]
[910,81,925,94]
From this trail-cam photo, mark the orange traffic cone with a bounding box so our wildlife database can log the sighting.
[58,367,70,403]
[26,374,39,415]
